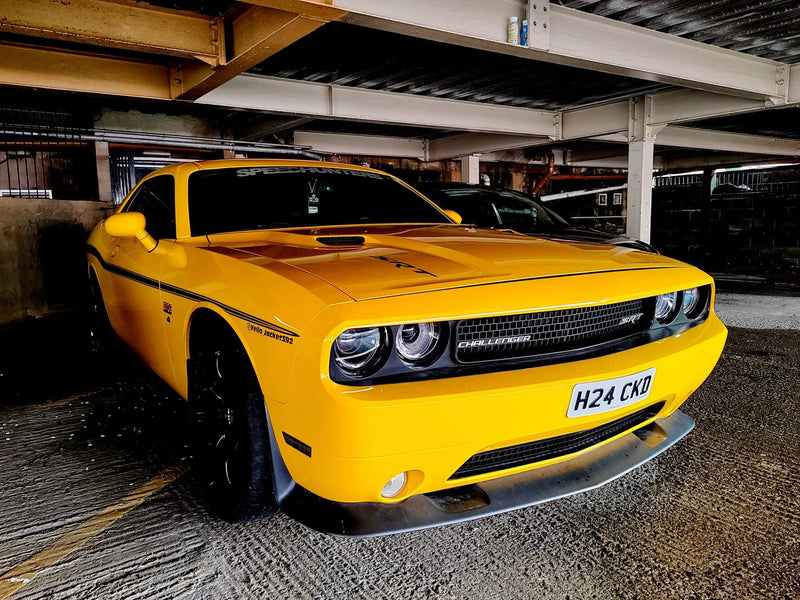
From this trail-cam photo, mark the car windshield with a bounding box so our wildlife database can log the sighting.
[188,166,450,236]
[425,187,570,233]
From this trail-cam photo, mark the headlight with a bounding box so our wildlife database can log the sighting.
[654,292,679,323]
[683,287,699,315]
[395,322,443,365]
[333,327,388,377]
[682,287,708,319]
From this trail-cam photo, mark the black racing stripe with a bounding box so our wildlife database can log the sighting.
[86,244,299,338]
[380,265,678,299]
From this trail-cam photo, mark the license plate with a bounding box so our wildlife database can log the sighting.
[567,368,656,418]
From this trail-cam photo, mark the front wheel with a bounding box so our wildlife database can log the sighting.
[189,328,276,521]
[87,272,115,358]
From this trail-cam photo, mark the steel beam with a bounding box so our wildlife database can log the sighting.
[196,75,558,136]
[0,0,224,62]
[247,0,788,100]
[790,64,800,104]
[562,91,773,141]
[590,126,800,156]
[0,43,171,99]
[293,131,426,159]
[173,5,335,100]
[626,140,654,243]
[650,126,799,156]
[561,84,800,143]
[428,133,552,160]
[626,99,655,243]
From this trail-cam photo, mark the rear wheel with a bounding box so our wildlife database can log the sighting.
[189,324,275,521]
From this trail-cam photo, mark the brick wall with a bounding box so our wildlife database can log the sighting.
[652,166,800,282]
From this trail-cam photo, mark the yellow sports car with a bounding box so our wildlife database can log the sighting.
[86,160,727,535]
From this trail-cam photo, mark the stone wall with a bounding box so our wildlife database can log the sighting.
[0,197,110,324]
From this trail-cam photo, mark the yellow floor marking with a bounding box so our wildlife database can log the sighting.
[0,462,187,599]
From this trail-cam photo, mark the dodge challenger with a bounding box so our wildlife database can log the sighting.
[86,160,727,535]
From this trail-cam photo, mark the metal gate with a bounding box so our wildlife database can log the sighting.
[0,107,95,200]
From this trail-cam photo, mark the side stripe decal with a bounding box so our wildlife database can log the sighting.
[86,244,299,338]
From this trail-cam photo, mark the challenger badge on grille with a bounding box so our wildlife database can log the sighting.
[455,298,651,363]
[457,335,533,349]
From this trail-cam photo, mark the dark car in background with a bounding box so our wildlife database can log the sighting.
[414,182,657,253]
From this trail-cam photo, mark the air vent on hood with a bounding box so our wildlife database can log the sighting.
[316,236,365,246]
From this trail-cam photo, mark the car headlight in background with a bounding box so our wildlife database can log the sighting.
[655,291,679,323]
[333,327,389,376]
[395,322,443,365]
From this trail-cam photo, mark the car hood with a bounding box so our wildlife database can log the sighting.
[204,225,681,301]
[516,227,657,253]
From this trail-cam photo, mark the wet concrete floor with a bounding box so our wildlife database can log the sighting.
[0,314,798,599]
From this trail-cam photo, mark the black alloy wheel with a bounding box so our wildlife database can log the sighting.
[189,327,275,522]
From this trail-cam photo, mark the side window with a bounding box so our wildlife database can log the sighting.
[124,175,176,240]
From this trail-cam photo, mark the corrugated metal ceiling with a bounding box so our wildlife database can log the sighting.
[555,0,800,63]
[686,106,800,139]
[249,22,669,111]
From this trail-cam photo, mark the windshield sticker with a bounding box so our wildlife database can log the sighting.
[372,255,437,278]
[236,166,383,179]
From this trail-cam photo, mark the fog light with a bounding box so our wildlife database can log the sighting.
[381,472,407,498]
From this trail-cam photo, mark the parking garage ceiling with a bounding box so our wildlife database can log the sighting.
[555,0,800,63]
[249,22,670,111]
[0,0,798,168]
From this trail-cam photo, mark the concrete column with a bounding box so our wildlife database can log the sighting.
[626,139,654,243]
[461,154,480,184]
[94,141,113,204]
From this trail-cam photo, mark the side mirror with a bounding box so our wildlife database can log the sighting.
[105,212,157,252]
[442,209,463,225]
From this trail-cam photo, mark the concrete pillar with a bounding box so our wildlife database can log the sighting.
[94,141,113,204]
[461,154,480,184]
[626,139,654,243]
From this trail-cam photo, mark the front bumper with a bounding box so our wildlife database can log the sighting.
[274,409,695,536]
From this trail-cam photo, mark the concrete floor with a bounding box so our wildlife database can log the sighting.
[0,294,798,599]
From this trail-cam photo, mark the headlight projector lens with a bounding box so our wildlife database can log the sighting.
[683,287,700,315]
[396,322,442,364]
[682,287,708,319]
[655,292,679,323]
[333,327,388,376]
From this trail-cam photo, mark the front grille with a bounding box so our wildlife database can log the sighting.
[455,298,651,363]
[450,401,664,480]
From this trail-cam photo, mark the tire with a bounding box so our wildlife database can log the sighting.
[87,272,115,358]
[189,324,276,522]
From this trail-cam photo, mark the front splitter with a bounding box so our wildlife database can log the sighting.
[273,410,695,537]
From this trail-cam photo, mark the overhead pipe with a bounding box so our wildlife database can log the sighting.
[531,149,555,195]
[0,127,321,159]
[550,173,627,180]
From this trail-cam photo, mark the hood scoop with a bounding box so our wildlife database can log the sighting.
[316,236,365,246]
